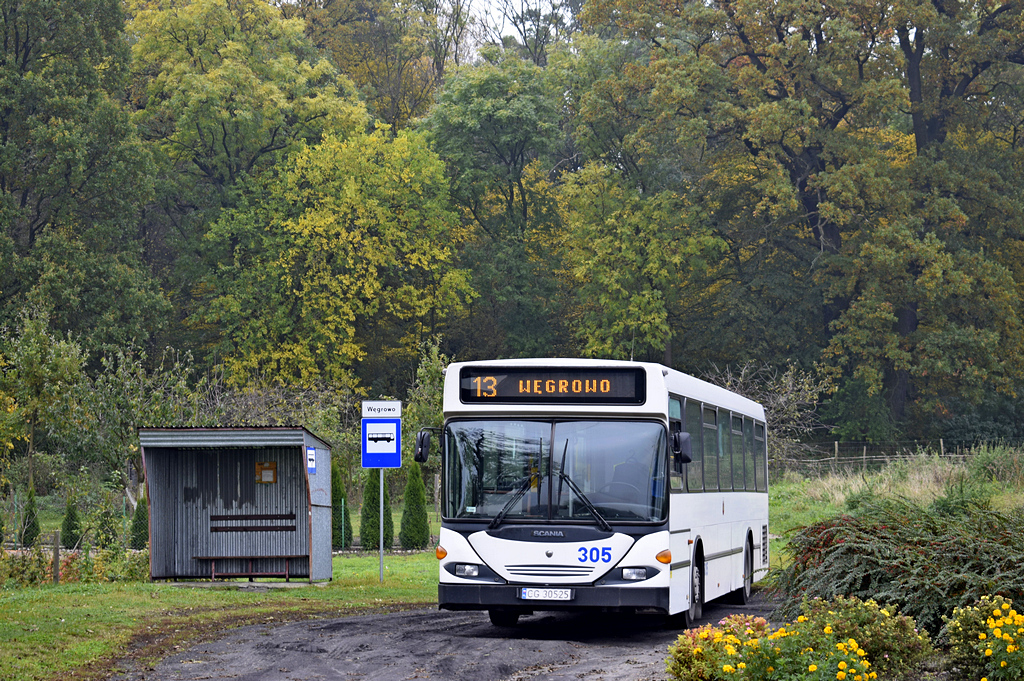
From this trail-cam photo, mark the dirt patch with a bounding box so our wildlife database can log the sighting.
[102,595,780,681]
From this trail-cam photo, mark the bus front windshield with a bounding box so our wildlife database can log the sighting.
[444,420,667,523]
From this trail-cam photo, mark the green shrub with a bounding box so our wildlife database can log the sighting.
[359,469,393,550]
[62,497,82,549]
[21,487,40,547]
[129,496,148,550]
[331,460,353,549]
[399,463,430,549]
[773,500,1024,634]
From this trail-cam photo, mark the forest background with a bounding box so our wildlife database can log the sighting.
[2,0,1024,526]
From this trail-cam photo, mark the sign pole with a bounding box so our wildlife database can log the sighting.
[360,400,402,585]
[379,468,384,583]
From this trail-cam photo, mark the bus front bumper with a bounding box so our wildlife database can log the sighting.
[438,584,669,614]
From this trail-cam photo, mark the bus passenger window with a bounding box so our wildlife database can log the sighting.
[744,417,757,491]
[731,415,744,492]
[703,407,719,492]
[669,397,684,488]
[755,422,767,491]
[718,415,731,491]
[686,400,703,492]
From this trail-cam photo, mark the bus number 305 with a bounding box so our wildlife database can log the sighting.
[579,547,613,563]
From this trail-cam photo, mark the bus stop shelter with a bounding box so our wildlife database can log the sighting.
[139,427,332,582]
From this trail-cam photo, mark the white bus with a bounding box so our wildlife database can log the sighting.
[414,358,770,626]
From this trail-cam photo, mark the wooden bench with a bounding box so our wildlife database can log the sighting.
[193,554,308,581]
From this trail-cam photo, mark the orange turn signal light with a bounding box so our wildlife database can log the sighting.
[436,546,448,560]
[656,549,672,564]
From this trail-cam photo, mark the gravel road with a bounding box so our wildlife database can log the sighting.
[111,594,778,681]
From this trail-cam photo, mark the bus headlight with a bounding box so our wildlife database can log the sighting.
[455,564,480,577]
[622,568,647,581]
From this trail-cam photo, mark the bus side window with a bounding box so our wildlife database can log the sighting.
[718,412,731,491]
[669,397,684,489]
[686,399,703,492]
[703,407,719,492]
[731,415,745,492]
[755,422,767,491]
[744,417,757,491]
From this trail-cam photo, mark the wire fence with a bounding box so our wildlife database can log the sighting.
[768,438,1024,477]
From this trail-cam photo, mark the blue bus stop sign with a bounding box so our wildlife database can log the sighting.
[361,418,402,468]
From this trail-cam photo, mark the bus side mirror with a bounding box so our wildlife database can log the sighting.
[414,430,432,463]
[673,432,692,465]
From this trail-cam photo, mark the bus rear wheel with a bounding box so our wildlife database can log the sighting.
[488,609,520,627]
[727,541,753,605]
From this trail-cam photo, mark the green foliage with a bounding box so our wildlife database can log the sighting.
[61,498,82,550]
[666,601,930,681]
[129,496,148,551]
[200,130,472,388]
[359,469,393,550]
[20,487,40,547]
[331,460,353,550]
[399,464,430,549]
[773,500,1024,635]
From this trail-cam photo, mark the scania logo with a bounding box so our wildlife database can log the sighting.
[532,530,564,537]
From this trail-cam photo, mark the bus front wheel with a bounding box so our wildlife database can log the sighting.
[685,560,703,627]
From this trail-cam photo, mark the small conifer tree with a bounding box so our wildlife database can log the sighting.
[399,463,430,549]
[21,487,40,547]
[129,494,149,550]
[359,468,393,550]
[62,496,81,549]
[331,460,352,549]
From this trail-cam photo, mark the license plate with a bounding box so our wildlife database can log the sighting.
[520,587,573,601]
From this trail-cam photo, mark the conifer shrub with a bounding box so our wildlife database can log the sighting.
[129,496,149,550]
[331,460,353,549]
[21,487,40,547]
[774,499,1024,635]
[359,468,393,550]
[399,463,430,549]
[62,496,81,549]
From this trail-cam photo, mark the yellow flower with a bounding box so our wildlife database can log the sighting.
[986,649,993,657]
[996,609,1003,617]
[799,616,808,622]
[839,662,848,670]
[768,667,775,673]
[1001,661,1008,668]
[722,664,735,674]
[809,665,818,672]
[980,633,988,640]
[738,663,746,669]
[848,638,859,648]
[824,626,833,634]
[881,609,890,617]
[837,673,846,681]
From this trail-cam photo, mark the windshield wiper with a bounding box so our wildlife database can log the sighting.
[557,469,613,533]
[488,473,538,530]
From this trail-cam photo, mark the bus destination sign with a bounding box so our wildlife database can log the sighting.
[460,367,646,405]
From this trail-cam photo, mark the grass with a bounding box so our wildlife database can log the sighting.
[0,551,439,681]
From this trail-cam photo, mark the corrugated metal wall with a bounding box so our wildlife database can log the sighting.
[304,434,334,582]
[146,438,331,580]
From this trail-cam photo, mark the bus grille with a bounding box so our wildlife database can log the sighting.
[506,564,596,578]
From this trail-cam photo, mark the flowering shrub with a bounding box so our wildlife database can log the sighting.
[945,595,1024,681]
[1,548,149,587]
[800,596,932,678]
[666,597,932,681]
